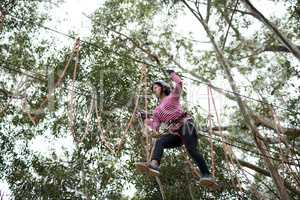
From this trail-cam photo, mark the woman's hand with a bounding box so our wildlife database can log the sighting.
[165,69,175,75]
[143,125,161,138]
[135,110,146,120]
[149,130,161,138]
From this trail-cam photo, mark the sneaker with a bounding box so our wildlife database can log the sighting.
[147,162,160,176]
[135,162,160,177]
[199,174,217,188]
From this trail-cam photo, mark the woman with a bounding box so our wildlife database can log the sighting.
[136,69,216,187]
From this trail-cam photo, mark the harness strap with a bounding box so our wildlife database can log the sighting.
[166,112,193,136]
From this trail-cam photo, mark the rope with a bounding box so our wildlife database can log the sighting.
[39,39,78,109]
[78,94,95,143]
[65,38,98,144]
[94,96,116,155]
[115,65,145,154]
[143,65,152,161]
[69,38,80,142]
[137,64,166,200]
[61,38,96,144]
[270,106,300,185]
[207,86,216,177]
[208,85,244,195]
[8,68,296,163]
[30,38,79,122]
[200,130,298,166]
[208,86,265,198]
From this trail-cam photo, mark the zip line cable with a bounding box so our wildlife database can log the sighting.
[4,14,299,116]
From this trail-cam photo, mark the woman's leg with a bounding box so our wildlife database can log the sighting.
[151,133,182,165]
[180,120,210,176]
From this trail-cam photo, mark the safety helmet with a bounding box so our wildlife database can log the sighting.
[151,80,171,96]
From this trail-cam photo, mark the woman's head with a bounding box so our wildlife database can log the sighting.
[151,80,171,98]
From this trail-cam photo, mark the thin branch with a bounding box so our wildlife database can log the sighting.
[205,0,211,23]
[222,0,240,49]
[215,2,241,39]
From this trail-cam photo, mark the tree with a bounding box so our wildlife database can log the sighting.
[1,0,299,199]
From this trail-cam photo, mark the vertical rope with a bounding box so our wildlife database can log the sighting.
[114,66,144,154]
[94,97,116,155]
[207,86,216,177]
[69,37,80,142]
[79,95,95,143]
[208,85,244,194]
[181,147,201,177]
[21,38,79,125]
[270,106,300,185]
[143,65,152,162]
[0,10,5,33]
[208,87,264,198]
[141,64,166,200]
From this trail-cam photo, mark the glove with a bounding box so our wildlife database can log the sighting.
[135,110,147,120]
[165,69,175,75]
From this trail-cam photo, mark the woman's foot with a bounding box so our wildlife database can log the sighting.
[198,174,217,188]
[147,162,160,176]
[135,161,160,176]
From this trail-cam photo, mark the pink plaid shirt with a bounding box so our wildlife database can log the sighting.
[145,72,184,132]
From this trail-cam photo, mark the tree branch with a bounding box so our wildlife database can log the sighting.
[205,0,211,23]
[239,159,300,196]
[241,0,300,61]
[252,114,300,140]
[215,4,241,39]
[263,45,300,53]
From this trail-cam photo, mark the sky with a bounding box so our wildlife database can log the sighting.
[0,0,288,199]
